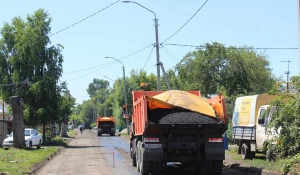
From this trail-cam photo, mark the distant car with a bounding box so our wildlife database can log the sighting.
[2,128,43,150]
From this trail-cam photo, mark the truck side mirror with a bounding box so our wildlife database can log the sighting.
[258,118,265,125]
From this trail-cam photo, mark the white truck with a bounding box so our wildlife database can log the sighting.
[231,94,281,160]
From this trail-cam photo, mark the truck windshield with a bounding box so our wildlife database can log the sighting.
[259,109,266,118]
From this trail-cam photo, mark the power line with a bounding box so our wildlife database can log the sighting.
[162,0,208,43]
[63,61,114,74]
[119,44,153,61]
[50,0,120,37]
[65,44,153,82]
[141,44,155,71]
[163,43,299,50]
[147,0,295,47]
[161,45,179,63]
[67,62,116,82]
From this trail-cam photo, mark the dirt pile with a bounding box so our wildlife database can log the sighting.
[148,109,218,124]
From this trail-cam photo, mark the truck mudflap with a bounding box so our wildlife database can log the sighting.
[205,136,225,160]
[143,146,163,161]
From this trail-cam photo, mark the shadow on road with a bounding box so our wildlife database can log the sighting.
[223,163,262,175]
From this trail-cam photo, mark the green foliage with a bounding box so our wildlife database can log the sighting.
[44,136,67,146]
[176,42,275,97]
[267,92,300,157]
[281,153,300,174]
[0,9,70,130]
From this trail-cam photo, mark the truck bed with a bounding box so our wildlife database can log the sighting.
[148,109,219,124]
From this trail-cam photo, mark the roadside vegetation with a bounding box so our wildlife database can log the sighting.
[0,130,76,174]
[0,146,59,174]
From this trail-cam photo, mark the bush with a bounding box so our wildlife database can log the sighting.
[267,93,300,158]
[43,136,67,146]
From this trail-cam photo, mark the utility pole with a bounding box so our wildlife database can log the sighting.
[281,60,291,92]
[154,18,161,90]
[298,0,300,72]
[122,1,161,90]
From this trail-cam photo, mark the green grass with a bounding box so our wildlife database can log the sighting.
[0,146,60,175]
[67,129,76,137]
[227,149,282,172]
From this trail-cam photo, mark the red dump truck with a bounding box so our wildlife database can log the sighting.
[129,90,227,175]
[97,116,115,136]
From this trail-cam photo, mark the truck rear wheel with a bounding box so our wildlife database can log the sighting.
[200,160,222,175]
[98,132,102,136]
[241,143,250,159]
[152,161,161,174]
[136,141,142,172]
[212,160,223,175]
[110,133,115,136]
[131,139,137,167]
[139,144,152,175]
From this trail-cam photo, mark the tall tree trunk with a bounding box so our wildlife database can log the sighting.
[60,118,68,137]
[10,96,25,149]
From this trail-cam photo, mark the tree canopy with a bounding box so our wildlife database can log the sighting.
[0,9,74,140]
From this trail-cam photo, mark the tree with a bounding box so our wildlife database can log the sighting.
[0,9,64,139]
[87,79,109,97]
[176,42,275,97]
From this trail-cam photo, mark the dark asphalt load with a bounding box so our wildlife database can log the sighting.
[148,109,219,124]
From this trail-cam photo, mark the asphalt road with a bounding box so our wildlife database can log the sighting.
[37,129,268,175]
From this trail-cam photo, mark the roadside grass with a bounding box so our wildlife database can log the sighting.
[0,130,76,174]
[67,129,77,137]
[0,146,59,174]
[228,152,282,172]
[280,153,300,174]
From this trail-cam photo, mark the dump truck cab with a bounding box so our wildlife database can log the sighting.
[97,116,115,136]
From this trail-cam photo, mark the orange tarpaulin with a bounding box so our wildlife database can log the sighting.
[146,90,216,118]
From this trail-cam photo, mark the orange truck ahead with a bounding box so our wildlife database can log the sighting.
[130,90,227,175]
[97,116,115,136]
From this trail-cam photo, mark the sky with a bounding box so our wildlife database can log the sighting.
[1,0,299,104]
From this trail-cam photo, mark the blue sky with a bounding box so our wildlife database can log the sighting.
[1,0,299,104]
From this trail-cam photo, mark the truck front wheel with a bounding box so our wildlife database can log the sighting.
[266,145,276,161]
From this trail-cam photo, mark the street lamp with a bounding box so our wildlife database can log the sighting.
[105,57,129,135]
[122,1,161,90]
